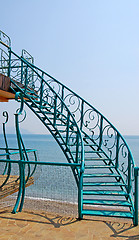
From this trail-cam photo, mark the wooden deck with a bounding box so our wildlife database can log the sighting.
[0,89,15,102]
[0,175,34,199]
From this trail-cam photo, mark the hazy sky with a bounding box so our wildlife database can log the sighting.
[0,0,139,135]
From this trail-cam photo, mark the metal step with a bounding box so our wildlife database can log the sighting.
[36,111,53,115]
[85,150,103,154]
[83,199,132,207]
[85,158,111,161]
[83,190,128,196]
[85,165,115,169]
[82,209,133,219]
[72,150,104,154]
[82,143,97,147]
[84,173,120,178]
[83,182,125,187]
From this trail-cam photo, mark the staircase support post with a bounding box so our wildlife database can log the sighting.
[75,132,79,163]
[12,160,24,214]
[128,154,131,194]
[134,167,139,226]
[78,169,83,220]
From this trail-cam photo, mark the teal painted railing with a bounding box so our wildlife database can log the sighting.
[0,31,85,218]
[0,109,37,212]
[0,30,138,225]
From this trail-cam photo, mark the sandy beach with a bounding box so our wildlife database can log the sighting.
[0,196,78,217]
[0,206,138,240]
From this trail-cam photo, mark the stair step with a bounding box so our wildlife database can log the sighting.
[51,124,66,127]
[30,103,51,111]
[72,151,103,154]
[85,158,110,161]
[83,190,127,196]
[25,94,38,99]
[85,151,103,154]
[85,165,115,169]
[84,173,120,178]
[36,111,53,115]
[82,209,133,219]
[83,143,97,147]
[83,182,125,187]
[83,199,132,207]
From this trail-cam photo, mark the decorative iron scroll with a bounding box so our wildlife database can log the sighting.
[17,55,135,203]
[0,31,137,223]
[0,49,9,75]
[22,49,34,64]
[0,30,11,47]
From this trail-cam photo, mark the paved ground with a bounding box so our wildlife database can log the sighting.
[0,208,139,240]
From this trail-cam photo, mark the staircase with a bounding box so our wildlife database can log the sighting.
[0,30,138,225]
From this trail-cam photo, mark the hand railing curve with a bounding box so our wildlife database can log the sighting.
[0,39,85,176]
[24,55,136,205]
[0,32,137,220]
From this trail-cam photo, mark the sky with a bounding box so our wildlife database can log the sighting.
[0,0,139,135]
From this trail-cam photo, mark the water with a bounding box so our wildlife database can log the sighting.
[0,134,139,204]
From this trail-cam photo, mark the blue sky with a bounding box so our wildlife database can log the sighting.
[0,0,139,135]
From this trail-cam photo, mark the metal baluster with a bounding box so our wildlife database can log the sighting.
[128,153,131,194]
[80,100,84,131]
[40,74,44,109]
[98,115,103,150]
[53,95,57,126]
[115,133,120,168]
[75,131,79,163]
[61,85,64,114]
[66,112,70,146]
[21,60,23,84]
[8,47,11,77]
[24,66,28,93]
[134,167,139,226]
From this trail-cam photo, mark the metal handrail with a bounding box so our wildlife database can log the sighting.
[0,38,85,218]
[28,63,135,166]
[8,47,85,170]
[0,31,138,223]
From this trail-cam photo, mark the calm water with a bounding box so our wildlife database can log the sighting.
[1,134,138,164]
[0,134,139,203]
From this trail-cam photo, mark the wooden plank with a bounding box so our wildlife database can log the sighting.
[0,96,9,102]
[0,89,15,102]
[0,74,10,91]
[0,175,34,199]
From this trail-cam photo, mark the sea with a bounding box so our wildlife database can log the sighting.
[0,134,139,205]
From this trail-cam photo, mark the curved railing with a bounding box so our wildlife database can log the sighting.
[0,30,138,224]
[22,52,137,218]
[29,60,136,167]
[0,36,85,217]
[0,96,38,213]
[0,40,84,163]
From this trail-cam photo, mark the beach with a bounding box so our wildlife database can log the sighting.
[0,205,138,240]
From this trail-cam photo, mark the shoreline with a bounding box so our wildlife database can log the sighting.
[1,195,136,220]
[0,196,78,217]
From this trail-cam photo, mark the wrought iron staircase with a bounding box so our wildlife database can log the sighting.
[0,30,138,225]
